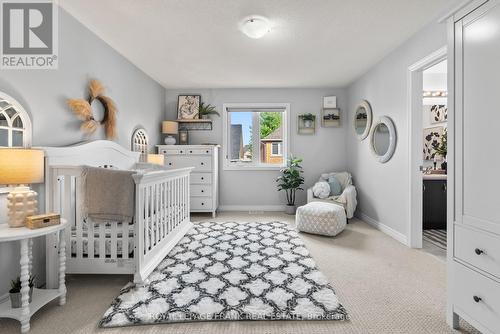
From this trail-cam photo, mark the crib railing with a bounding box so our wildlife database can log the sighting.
[45,165,193,286]
[132,167,193,283]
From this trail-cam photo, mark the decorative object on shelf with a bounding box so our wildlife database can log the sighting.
[146,154,164,165]
[370,116,397,163]
[198,102,220,119]
[0,91,32,148]
[67,79,117,139]
[423,90,447,97]
[323,95,337,109]
[131,128,149,162]
[162,121,178,145]
[178,129,189,145]
[9,275,35,308]
[353,100,372,141]
[177,95,201,120]
[177,119,213,131]
[322,108,341,127]
[298,114,316,134]
[276,156,305,215]
[25,213,60,229]
[0,149,44,228]
[423,126,444,161]
[426,104,447,123]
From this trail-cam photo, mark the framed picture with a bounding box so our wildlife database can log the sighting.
[177,95,201,120]
[321,108,340,127]
[423,126,444,160]
[425,104,447,124]
[297,114,316,135]
[323,96,337,108]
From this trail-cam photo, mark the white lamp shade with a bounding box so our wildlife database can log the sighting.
[147,154,164,165]
[0,149,44,185]
[162,121,178,134]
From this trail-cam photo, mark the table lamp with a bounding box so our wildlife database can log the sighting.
[0,149,44,227]
[147,154,164,165]
[162,121,178,145]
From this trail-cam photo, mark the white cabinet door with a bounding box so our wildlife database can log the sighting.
[457,0,500,235]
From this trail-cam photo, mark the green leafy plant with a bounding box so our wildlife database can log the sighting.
[300,113,315,121]
[260,112,281,139]
[435,128,447,158]
[198,102,220,117]
[9,275,35,293]
[276,156,305,206]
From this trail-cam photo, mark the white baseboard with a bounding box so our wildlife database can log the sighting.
[219,205,286,212]
[356,212,409,246]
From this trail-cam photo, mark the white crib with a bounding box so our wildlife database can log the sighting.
[42,140,193,288]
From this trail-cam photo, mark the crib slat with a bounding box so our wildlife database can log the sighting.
[88,220,94,259]
[122,220,129,259]
[111,222,117,259]
[99,224,106,259]
[149,184,154,249]
[144,184,149,252]
[155,183,160,246]
[73,176,83,259]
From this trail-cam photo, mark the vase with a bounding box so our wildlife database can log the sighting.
[284,205,296,215]
[304,120,313,128]
[10,287,33,308]
[441,161,447,173]
[201,114,209,120]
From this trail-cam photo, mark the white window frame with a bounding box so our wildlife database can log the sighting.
[222,102,290,171]
[270,142,282,156]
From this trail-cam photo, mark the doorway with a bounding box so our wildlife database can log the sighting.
[408,47,447,254]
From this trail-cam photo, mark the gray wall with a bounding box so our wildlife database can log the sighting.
[346,21,447,238]
[165,88,348,208]
[0,9,165,295]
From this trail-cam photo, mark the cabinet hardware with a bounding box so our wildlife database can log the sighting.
[474,248,484,255]
[473,295,482,303]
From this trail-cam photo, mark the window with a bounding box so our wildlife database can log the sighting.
[271,143,282,156]
[0,92,32,148]
[223,103,289,170]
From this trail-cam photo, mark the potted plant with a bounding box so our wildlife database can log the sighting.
[9,275,35,308]
[300,113,315,128]
[198,102,220,119]
[435,128,447,171]
[276,156,305,215]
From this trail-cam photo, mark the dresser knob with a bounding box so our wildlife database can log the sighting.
[201,162,204,165]
[190,150,193,153]
[475,248,484,255]
[473,295,482,303]
[201,190,204,193]
[201,203,204,206]
[168,163,172,166]
[201,177,204,180]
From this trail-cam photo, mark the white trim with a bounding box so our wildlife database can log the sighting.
[219,205,286,212]
[222,102,290,171]
[369,116,397,163]
[353,100,372,141]
[407,46,447,249]
[356,212,409,246]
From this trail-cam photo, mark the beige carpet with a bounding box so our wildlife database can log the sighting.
[0,212,478,334]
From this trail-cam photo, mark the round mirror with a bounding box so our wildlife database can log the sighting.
[370,116,396,163]
[353,100,372,140]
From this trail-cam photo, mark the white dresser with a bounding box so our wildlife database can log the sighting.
[157,145,219,217]
[447,1,500,333]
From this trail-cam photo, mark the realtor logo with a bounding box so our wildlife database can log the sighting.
[1,0,58,69]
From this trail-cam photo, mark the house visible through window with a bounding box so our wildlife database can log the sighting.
[223,103,288,169]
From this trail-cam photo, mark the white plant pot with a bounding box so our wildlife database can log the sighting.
[284,205,296,215]
[304,120,313,128]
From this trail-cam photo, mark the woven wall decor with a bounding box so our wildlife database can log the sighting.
[68,79,117,139]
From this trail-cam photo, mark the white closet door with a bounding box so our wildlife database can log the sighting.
[457,0,500,234]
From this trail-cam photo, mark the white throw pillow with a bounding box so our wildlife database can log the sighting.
[313,181,330,199]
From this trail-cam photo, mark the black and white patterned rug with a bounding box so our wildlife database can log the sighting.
[100,221,348,327]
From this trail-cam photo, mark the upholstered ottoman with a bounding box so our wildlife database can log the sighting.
[296,202,346,236]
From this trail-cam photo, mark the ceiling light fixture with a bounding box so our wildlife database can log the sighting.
[239,16,271,39]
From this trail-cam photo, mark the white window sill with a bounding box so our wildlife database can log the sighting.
[223,164,284,171]
[0,187,11,194]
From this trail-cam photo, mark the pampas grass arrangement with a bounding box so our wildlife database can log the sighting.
[68,79,117,139]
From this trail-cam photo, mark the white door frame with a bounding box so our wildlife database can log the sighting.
[407,46,447,248]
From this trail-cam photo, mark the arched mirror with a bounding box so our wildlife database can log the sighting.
[131,128,149,162]
[0,92,32,148]
[370,116,396,163]
[353,100,372,140]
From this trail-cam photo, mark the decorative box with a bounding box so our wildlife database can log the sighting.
[25,213,60,229]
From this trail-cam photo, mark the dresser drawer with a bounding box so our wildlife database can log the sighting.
[164,156,211,171]
[191,197,213,210]
[186,148,212,155]
[453,262,500,333]
[190,173,212,185]
[455,224,500,279]
[190,184,212,197]
[159,148,187,155]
